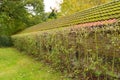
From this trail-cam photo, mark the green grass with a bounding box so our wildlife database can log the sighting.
[0,48,68,80]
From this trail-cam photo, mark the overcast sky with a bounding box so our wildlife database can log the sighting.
[44,0,63,12]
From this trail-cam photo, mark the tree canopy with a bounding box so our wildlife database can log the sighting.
[0,0,45,35]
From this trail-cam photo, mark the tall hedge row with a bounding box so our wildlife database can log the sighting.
[12,22,120,79]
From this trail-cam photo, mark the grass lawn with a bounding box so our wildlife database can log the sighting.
[0,48,68,80]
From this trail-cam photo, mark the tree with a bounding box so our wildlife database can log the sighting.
[48,7,57,19]
[0,0,45,35]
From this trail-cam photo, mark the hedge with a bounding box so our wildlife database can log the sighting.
[12,22,120,79]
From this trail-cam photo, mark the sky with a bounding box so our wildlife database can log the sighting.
[44,0,63,12]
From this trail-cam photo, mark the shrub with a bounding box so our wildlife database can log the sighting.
[12,22,120,79]
[0,35,13,47]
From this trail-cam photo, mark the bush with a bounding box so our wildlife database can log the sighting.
[0,35,13,47]
[12,22,120,79]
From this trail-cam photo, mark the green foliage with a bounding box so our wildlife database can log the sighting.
[0,35,13,47]
[48,9,57,19]
[11,0,120,79]
[0,0,45,36]
[12,22,120,79]
[20,0,120,34]
[60,0,113,16]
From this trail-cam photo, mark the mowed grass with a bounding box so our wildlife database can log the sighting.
[0,48,67,80]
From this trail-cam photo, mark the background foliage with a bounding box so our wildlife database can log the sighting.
[20,0,120,34]
[60,0,113,16]
[0,0,45,36]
